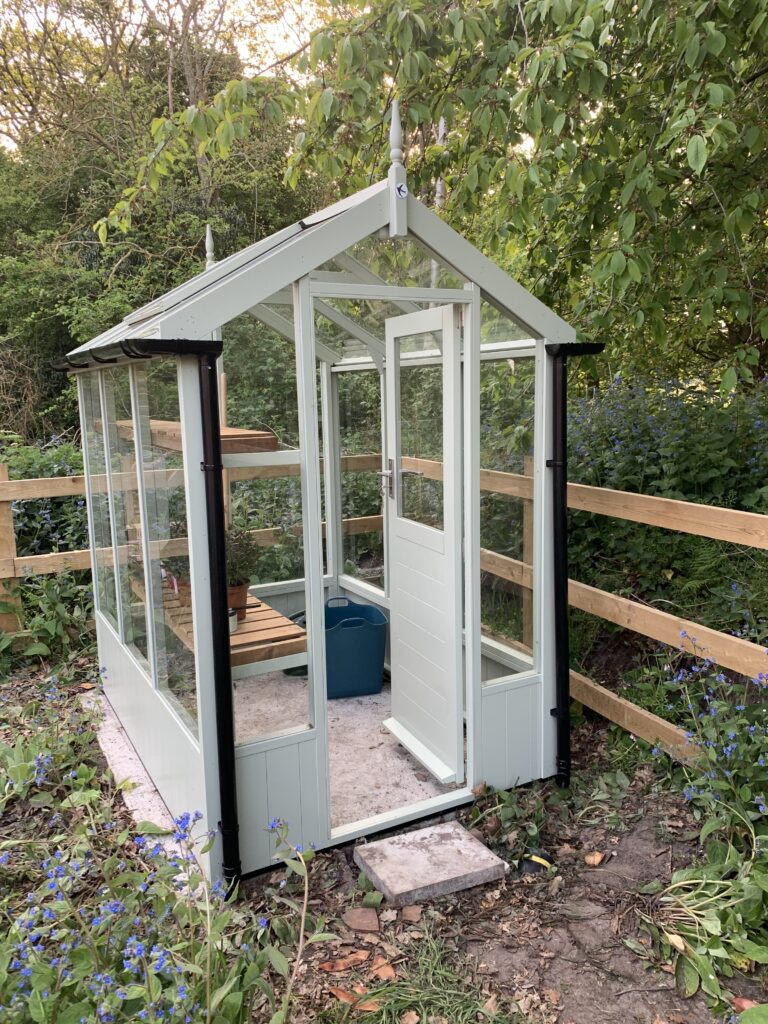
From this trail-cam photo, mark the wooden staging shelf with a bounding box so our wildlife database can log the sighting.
[115,420,278,454]
[136,578,307,668]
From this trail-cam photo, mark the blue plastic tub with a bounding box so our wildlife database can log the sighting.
[324,597,388,699]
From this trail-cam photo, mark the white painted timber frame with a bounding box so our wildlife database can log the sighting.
[72,137,578,879]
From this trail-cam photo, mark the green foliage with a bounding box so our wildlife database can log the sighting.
[0,673,332,1024]
[1,433,89,558]
[225,525,267,585]
[13,573,94,663]
[292,0,768,384]
[566,375,768,640]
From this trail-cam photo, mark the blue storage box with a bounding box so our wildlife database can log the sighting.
[325,597,388,699]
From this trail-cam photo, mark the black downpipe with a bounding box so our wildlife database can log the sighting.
[197,352,242,886]
[546,342,605,788]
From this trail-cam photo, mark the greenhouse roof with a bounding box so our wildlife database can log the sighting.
[69,110,575,364]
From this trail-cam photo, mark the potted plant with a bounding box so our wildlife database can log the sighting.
[162,556,192,603]
[226,525,262,620]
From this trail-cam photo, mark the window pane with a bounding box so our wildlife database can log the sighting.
[101,367,149,665]
[80,372,117,626]
[136,361,199,731]
[479,357,536,681]
[221,312,296,449]
[397,351,444,530]
[338,370,384,588]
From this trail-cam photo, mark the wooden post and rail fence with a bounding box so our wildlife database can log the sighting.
[2,455,767,760]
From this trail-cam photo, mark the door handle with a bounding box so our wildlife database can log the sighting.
[376,459,394,498]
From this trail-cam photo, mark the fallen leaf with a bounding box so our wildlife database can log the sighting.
[400,1012,420,1024]
[79,682,96,690]
[318,950,370,973]
[652,1015,668,1024]
[370,954,396,981]
[482,994,498,1014]
[664,932,686,953]
[584,851,605,867]
[380,908,398,924]
[542,989,561,1005]
[342,908,380,933]
[329,986,381,1012]
[401,905,422,924]
[732,998,760,1012]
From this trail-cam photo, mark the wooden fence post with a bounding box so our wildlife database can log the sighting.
[0,464,21,633]
[522,454,533,648]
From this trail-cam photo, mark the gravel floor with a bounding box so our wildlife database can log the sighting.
[233,673,453,827]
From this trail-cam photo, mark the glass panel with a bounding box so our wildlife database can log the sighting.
[135,361,199,731]
[101,367,149,664]
[321,234,468,289]
[81,372,118,626]
[479,357,536,681]
[338,370,384,588]
[228,477,305,584]
[397,335,444,529]
[232,574,312,746]
[480,299,533,345]
[221,312,298,449]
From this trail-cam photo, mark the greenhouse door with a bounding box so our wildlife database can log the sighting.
[382,305,464,785]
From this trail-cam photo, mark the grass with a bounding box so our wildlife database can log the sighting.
[313,929,524,1023]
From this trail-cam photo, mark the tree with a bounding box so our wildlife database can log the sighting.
[121,0,768,385]
[0,0,328,439]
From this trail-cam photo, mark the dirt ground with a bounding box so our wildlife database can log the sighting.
[244,719,768,1023]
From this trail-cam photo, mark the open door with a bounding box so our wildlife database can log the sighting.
[382,305,464,785]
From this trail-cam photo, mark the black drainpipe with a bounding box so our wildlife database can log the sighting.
[545,341,605,788]
[198,351,242,886]
[120,337,241,886]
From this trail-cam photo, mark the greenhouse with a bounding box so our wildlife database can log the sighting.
[67,104,595,881]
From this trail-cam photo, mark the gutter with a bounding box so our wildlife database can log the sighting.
[545,341,605,788]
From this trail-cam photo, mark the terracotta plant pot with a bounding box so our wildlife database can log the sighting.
[227,583,250,621]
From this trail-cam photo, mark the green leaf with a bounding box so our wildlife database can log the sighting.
[686,134,707,175]
[319,88,334,119]
[675,954,700,997]
[700,298,714,325]
[620,211,636,240]
[267,945,290,978]
[721,366,738,392]
[730,937,768,964]
[57,1005,93,1024]
[706,29,726,55]
[23,642,50,657]
[741,1007,768,1023]
[28,990,46,1023]
[362,891,383,908]
[135,820,172,834]
[610,250,627,275]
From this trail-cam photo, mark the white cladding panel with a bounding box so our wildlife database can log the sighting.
[96,617,207,829]
[236,734,324,875]
[479,677,542,790]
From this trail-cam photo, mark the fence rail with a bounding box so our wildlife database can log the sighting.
[2,457,766,755]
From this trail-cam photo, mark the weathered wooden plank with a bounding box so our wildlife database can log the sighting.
[567,481,768,550]
[568,578,768,680]
[479,549,533,589]
[0,465,20,628]
[570,670,692,757]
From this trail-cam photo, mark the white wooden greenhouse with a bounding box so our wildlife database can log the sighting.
[67,105,599,881]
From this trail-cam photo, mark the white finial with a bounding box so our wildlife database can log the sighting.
[205,223,215,269]
[389,100,403,167]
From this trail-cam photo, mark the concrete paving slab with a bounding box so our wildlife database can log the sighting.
[353,821,508,905]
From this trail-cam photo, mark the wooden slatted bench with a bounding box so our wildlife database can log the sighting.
[114,420,279,454]
[135,578,307,669]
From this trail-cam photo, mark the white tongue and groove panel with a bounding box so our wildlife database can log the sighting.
[383,304,463,786]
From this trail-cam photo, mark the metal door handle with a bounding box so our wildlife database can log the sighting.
[376,459,394,497]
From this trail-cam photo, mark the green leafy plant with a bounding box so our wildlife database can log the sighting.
[225,525,264,586]
[0,676,333,1024]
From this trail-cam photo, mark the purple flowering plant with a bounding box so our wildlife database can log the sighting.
[0,677,332,1024]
